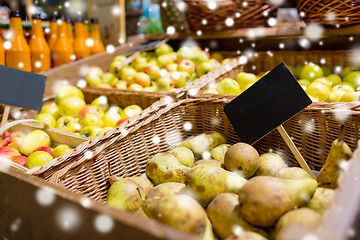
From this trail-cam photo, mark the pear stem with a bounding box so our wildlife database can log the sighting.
[339,123,345,142]
[136,187,145,202]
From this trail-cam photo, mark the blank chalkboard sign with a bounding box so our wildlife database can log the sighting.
[0,65,46,111]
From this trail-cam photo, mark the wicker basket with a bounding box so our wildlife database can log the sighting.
[159,0,189,33]
[297,0,360,27]
[183,0,278,32]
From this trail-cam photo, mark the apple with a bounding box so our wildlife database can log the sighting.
[155,43,174,56]
[340,91,360,102]
[327,74,342,86]
[293,64,304,79]
[56,116,78,133]
[221,58,232,65]
[85,74,102,86]
[88,66,104,78]
[300,63,323,81]
[91,97,109,111]
[134,72,151,88]
[121,66,137,84]
[236,72,257,90]
[10,155,27,167]
[217,78,241,95]
[116,116,131,126]
[114,80,127,90]
[166,63,178,72]
[32,146,53,155]
[192,50,210,65]
[20,130,51,156]
[159,68,171,78]
[80,126,102,138]
[144,64,160,80]
[203,89,219,94]
[328,89,347,102]
[8,131,25,150]
[305,82,331,102]
[121,105,142,118]
[313,77,332,89]
[0,146,20,159]
[172,71,190,88]
[189,73,198,82]
[343,71,360,88]
[210,59,221,69]
[102,107,122,128]
[81,114,104,128]
[321,66,331,77]
[26,151,53,169]
[0,131,11,147]
[131,56,148,71]
[196,61,215,77]
[55,86,85,104]
[52,144,72,158]
[35,113,56,128]
[113,55,127,62]
[97,127,113,136]
[177,46,194,60]
[178,59,195,75]
[102,72,119,86]
[129,83,143,91]
[109,61,123,77]
[79,105,105,121]
[58,96,86,117]
[211,52,224,62]
[40,103,60,120]
[298,79,311,87]
[97,83,112,89]
[341,66,358,78]
[143,86,157,92]
[157,54,173,68]
[333,83,355,92]
[156,77,174,91]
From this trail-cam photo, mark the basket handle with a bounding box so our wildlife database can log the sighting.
[0,119,51,134]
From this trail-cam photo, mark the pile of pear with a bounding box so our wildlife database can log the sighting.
[106,131,352,240]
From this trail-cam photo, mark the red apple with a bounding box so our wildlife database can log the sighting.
[32,146,53,155]
[114,80,127,90]
[10,130,25,146]
[134,72,151,88]
[178,59,195,75]
[0,146,20,159]
[79,105,104,121]
[144,65,160,80]
[116,117,132,126]
[0,131,11,147]
[10,155,27,167]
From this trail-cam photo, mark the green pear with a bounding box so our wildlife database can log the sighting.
[145,153,190,185]
[225,232,268,240]
[206,193,269,239]
[192,159,223,168]
[275,167,311,179]
[143,194,207,236]
[169,147,194,167]
[20,130,51,156]
[224,143,260,178]
[186,164,247,207]
[129,176,154,195]
[177,131,226,157]
[317,139,352,189]
[305,187,335,214]
[201,218,215,240]
[211,144,231,163]
[238,176,318,227]
[106,178,146,212]
[146,182,185,200]
[255,153,286,176]
[275,208,322,238]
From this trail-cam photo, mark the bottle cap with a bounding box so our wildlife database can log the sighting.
[90,18,99,23]
[32,13,42,20]
[10,10,21,18]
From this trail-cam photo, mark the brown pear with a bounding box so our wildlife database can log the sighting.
[224,143,260,178]
[201,218,215,240]
[143,194,207,236]
[133,206,149,219]
[192,159,223,168]
[238,176,318,227]
[146,182,185,200]
[225,232,268,240]
[275,208,322,238]
[169,146,195,167]
[275,167,311,179]
[255,152,286,176]
[206,193,270,239]
[211,144,231,163]
[305,187,335,214]
[130,176,154,195]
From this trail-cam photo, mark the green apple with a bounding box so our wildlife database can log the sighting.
[203,89,219,94]
[341,66,358,78]
[177,46,194,60]
[217,78,241,95]
[298,79,311,87]
[144,64,160,80]
[328,89,347,102]
[35,113,56,128]
[189,73,198,82]
[211,52,224,62]
[52,144,72,158]
[79,105,105,121]
[321,66,331,77]
[156,77,174,91]
[81,114,104,128]
[300,63,323,81]
[102,72,119,86]
[131,56,148,72]
[235,72,257,90]
[191,50,210,65]
[103,107,122,128]
[58,96,86,118]
[305,82,331,102]
[155,43,173,56]
[80,126,102,138]
[121,105,142,118]
[172,71,190,88]
[97,83,112,89]
[120,66,137,84]
[109,61,123,77]
[114,80,127,90]
[340,91,360,102]
[312,77,332,89]
[327,74,342,86]
[55,86,84,104]
[134,72,151,88]
[157,54,173,68]
[221,58,232,65]
[293,64,304,79]
[343,71,360,88]
[196,61,215,77]
[85,74,102,86]
[91,97,109,111]
[128,83,143,91]
[20,130,51,156]
[56,116,78,133]
[333,82,355,92]
[40,103,60,120]
[26,151,53,169]
[210,59,221,69]
[112,55,127,62]
[166,63,178,72]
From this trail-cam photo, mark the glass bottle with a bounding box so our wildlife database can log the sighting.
[0,37,5,65]
[73,18,90,59]
[66,18,74,47]
[48,16,58,51]
[89,18,105,55]
[52,16,74,67]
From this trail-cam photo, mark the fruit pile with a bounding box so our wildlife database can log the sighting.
[0,129,73,169]
[105,131,350,239]
[85,43,229,92]
[34,85,142,138]
[205,63,360,103]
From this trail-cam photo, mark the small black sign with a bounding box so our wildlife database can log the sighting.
[223,62,312,145]
[0,65,46,111]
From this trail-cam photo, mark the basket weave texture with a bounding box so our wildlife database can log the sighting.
[183,0,277,32]
[297,0,360,26]
[28,96,360,203]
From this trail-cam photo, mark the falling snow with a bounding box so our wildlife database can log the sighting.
[238,56,248,65]
[267,17,277,27]
[202,19,207,25]
[208,1,217,10]
[10,218,21,232]
[188,88,198,97]
[163,95,174,104]
[84,150,93,159]
[165,130,183,147]
[269,0,285,6]
[302,233,320,240]
[11,110,22,120]
[333,105,350,123]
[211,117,220,126]
[196,30,202,36]
[176,1,186,12]
[232,225,244,236]
[166,26,176,35]
[106,45,115,54]
[202,151,211,159]
[112,6,121,16]
[279,43,285,49]
[304,119,315,134]
[77,79,87,88]
[3,41,11,50]
[56,206,80,232]
[18,62,24,68]
[235,12,241,18]
[35,61,42,68]
[86,38,94,47]
[304,24,324,41]
[95,214,114,233]
[80,197,92,208]
[70,54,76,61]
[225,18,234,27]
[152,135,160,144]
[325,12,336,23]
[298,38,311,49]
[36,187,56,206]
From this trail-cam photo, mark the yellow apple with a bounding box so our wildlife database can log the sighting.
[121,105,142,118]
[58,96,86,118]
[103,107,122,128]
[236,72,257,90]
[340,92,360,102]
[40,103,60,120]
[80,126,102,138]
[20,130,51,156]
[55,86,84,104]
[81,114,104,128]
[26,151,53,169]
[56,116,78,133]
[52,144,73,158]
[217,78,241,95]
[91,97,109,111]
[327,74,342,86]
[35,113,56,128]
[305,82,331,102]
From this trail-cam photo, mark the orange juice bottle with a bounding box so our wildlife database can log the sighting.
[0,37,5,65]
[73,19,90,60]
[66,18,74,47]
[89,18,105,55]
[48,16,58,51]
[6,11,31,71]
[52,16,74,67]
[29,14,51,73]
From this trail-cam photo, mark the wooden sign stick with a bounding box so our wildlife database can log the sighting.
[277,125,316,179]
[1,105,10,127]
